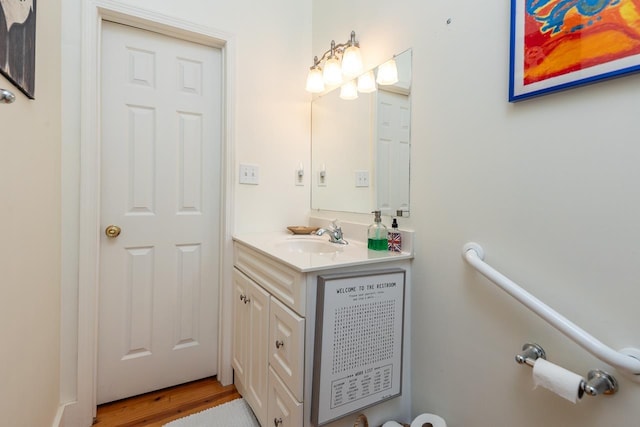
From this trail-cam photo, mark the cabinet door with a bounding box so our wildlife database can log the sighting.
[231,269,249,386]
[245,279,271,427]
[269,297,305,401]
[268,367,303,427]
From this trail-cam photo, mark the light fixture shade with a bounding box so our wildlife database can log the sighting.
[340,80,358,100]
[376,58,399,85]
[341,45,363,78]
[323,56,343,86]
[306,67,325,93]
[357,70,377,93]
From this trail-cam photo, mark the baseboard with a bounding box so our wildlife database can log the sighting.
[54,400,94,427]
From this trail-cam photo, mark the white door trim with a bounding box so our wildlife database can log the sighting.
[64,1,235,424]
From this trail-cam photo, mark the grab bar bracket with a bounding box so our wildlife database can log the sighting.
[463,242,484,260]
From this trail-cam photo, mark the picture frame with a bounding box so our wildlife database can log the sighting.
[0,0,37,99]
[509,0,640,102]
[312,269,405,426]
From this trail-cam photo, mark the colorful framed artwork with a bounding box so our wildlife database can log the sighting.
[0,0,37,99]
[509,0,640,102]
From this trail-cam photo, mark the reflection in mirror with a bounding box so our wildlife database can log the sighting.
[311,49,412,216]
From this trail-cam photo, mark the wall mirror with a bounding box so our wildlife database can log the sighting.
[311,48,412,216]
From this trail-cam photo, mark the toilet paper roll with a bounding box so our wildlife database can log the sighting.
[410,414,447,427]
[532,358,584,403]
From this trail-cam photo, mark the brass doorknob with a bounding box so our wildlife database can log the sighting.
[105,225,121,238]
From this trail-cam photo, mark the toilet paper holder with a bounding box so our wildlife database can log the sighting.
[516,343,619,397]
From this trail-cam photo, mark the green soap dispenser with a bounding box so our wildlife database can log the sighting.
[368,210,388,250]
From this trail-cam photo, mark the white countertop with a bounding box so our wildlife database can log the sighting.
[233,231,413,272]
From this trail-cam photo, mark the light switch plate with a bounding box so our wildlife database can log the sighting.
[295,166,304,186]
[239,163,259,185]
[318,170,327,187]
[355,170,369,187]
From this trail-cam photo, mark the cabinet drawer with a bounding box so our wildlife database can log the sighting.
[269,297,305,401]
[234,243,306,316]
[268,367,303,427]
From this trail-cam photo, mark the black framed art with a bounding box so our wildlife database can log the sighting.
[0,0,36,99]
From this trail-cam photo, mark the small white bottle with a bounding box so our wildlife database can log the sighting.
[387,218,402,252]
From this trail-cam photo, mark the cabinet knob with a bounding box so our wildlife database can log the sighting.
[274,417,283,426]
[239,294,250,304]
[275,340,284,349]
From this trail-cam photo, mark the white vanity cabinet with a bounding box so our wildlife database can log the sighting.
[232,231,413,427]
[233,244,306,427]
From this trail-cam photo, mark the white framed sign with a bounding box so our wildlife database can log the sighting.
[311,269,405,426]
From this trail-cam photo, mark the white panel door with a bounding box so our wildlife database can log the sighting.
[376,90,411,216]
[98,21,222,404]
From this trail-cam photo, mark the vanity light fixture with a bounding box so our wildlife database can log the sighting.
[356,70,377,93]
[305,66,325,93]
[306,31,363,93]
[376,57,399,85]
[339,80,358,100]
[323,52,343,86]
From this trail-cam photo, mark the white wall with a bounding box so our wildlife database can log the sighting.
[313,1,640,426]
[0,0,62,425]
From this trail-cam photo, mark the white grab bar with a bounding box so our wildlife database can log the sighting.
[462,242,640,377]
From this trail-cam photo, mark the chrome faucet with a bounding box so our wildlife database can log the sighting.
[315,220,348,245]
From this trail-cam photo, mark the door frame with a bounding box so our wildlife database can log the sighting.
[67,1,235,424]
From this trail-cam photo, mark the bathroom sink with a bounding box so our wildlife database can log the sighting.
[234,230,413,272]
[275,238,345,254]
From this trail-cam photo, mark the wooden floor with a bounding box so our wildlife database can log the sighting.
[93,377,241,427]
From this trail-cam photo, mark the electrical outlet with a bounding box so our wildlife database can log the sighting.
[355,170,369,187]
[239,163,259,185]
